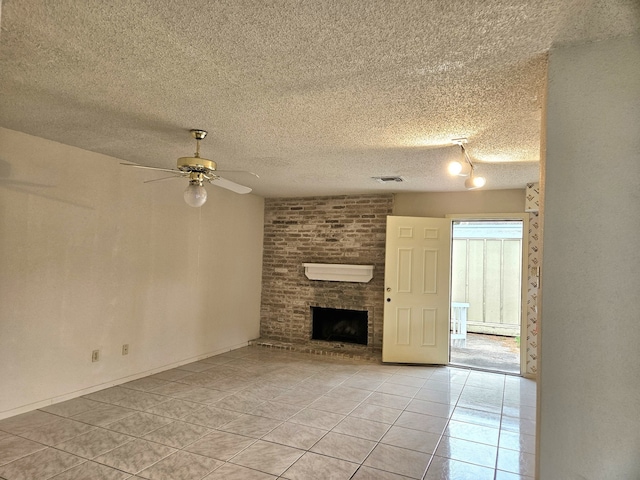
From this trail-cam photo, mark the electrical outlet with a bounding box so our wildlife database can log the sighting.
[122,344,129,355]
[91,349,99,362]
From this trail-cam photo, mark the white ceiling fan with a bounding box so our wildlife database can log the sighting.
[121,129,258,207]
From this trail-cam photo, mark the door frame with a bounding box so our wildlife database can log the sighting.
[446,213,529,376]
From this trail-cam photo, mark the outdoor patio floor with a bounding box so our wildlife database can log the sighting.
[450,334,521,375]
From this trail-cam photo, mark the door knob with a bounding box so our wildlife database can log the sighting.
[386,298,391,302]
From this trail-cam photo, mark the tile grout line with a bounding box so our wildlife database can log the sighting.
[494,373,508,479]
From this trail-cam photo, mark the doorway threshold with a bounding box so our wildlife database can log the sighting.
[449,362,522,377]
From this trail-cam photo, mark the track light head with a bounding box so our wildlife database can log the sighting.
[448,160,471,176]
[465,175,486,190]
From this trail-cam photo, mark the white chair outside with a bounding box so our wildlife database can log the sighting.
[451,302,469,347]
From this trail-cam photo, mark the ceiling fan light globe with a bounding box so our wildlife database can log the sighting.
[448,161,471,177]
[184,183,207,207]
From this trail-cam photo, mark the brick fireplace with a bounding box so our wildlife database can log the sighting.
[259,194,393,349]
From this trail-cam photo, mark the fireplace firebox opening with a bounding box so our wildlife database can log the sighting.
[311,307,368,345]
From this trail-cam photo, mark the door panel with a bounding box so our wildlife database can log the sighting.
[397,249,413,292]
[383,216,451,364]
[421,308,437,345]
[422,249,438,293]
[396,308,411,345]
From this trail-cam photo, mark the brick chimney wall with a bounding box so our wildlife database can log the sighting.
[259,194,393,349]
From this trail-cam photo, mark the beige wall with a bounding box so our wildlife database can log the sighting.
[393,189,525,217]
[0,128,265,418]
[539,34,640,478]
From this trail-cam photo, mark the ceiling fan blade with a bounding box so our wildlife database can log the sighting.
[216,169,260,179]
[0,179,54,188]
[209,176,252,194]
[120,162,180,174]
[143,174,185,184]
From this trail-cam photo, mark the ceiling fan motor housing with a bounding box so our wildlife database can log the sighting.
[177,157,217,173]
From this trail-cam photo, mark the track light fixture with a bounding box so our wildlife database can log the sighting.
[449,138,486,190]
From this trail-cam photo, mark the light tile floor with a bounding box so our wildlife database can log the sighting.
[0,347,536,480]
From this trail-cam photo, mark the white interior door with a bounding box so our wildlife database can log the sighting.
[382,216,451,364]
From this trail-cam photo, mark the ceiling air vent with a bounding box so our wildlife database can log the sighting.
[372,176,405,183]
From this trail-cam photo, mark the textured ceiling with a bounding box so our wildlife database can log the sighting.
[1,0,638,197]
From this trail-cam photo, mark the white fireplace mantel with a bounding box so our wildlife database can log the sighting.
[303,263,374,283]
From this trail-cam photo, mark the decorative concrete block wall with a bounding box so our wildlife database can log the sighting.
[525,182,540,213]
[260,194,393,349]
[526,211,540,375]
